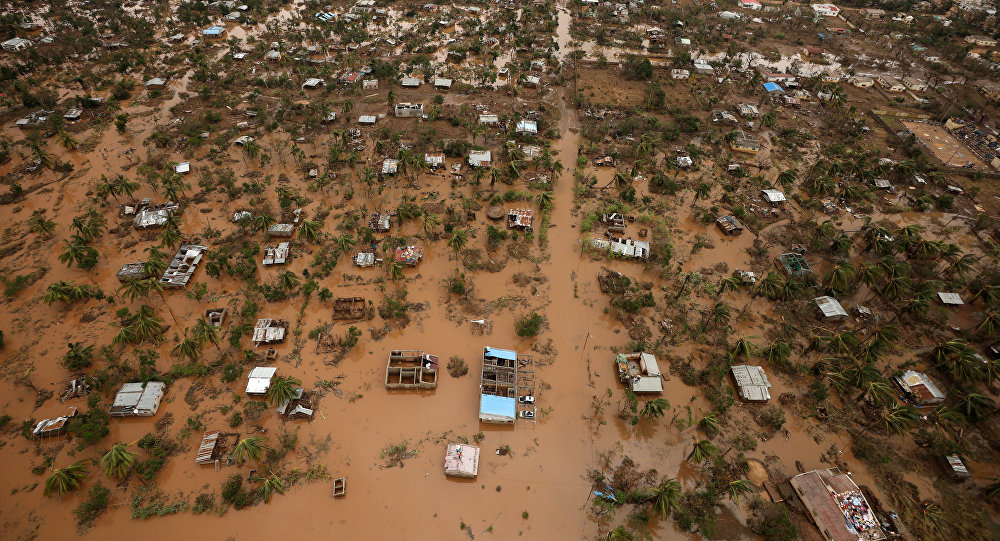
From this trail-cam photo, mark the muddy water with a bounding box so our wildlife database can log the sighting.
[3,3,966,541]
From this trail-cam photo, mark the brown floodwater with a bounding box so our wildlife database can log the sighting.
[7,2,993,540]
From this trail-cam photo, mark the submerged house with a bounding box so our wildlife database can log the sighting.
[716,215,744,236]
[110,382,166,417]
[791,468,886,541]
[32,407,78,438]
[778,252,810,275]
[815,296,848,320]
[730,365,772,402]
[507,209,534,232]
[117,261,148,282]
[262,242,290,266]
[246,366,277,397]
[385,350,438,390]
[252,319,289,345]
[132,200,179,229]
[159,244,207,288]
[615,352,663,393]
[444,444,480,478]
[394,245,423,266]
[590,237,650,259]
[468,150,492,167]
[480,347,518,424]
[893,370,945,406]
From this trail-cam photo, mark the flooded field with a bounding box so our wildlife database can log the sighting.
[2,0,1000,540]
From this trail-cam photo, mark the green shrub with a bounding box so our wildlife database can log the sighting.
[515,312,544,337]
[75,483,110,525]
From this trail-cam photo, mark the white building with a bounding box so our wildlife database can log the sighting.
[1,38,31,52]
[246,367,277,397]
[811,3,840,17]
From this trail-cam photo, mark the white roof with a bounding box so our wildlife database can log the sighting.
[516,120,537,133]
[731,365,771,401]
[468,150,491,166]
[246,367,276,394]
[814,296,848,318]
[762,189,786,202]
[358,115,377,124]
[938,292,964,305]
[174,162,191,174]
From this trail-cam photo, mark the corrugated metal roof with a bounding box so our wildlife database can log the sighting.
[938,292,964,305]
[731,365,772,401]
[479,394,516,421]
[815,296,848,318]
[484,347,517,361]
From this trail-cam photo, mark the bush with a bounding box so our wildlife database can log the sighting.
[75,483,111,525]
[220,474,255,509]
[515,312,544,337]
[448,274,467,295]
[67,407,110,447]
[222,363,242,383]
[192,493,215,514]
[759,405,786,431]
[447,356,468,377]
[750,502,797,541]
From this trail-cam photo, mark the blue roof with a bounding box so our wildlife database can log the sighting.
[484,347,517,361]
[763,82,783,92]
[480,394,516,420]
[203,26,226,35]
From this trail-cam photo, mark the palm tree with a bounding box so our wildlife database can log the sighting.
[881,404,919,436]
[448,229,469,261]
[336,234,357,254]
[101,443,136,479]
[687,439,719,464]
[650,477,681,519]
[158,225,182,249]
[192,317,220,349]
[639,398,670,421]
[253,213,277,234]
[754,271,783,300]
[699,412,720,436]
[133,305,164,343]
[825,261,856,294]
[730,335,758,361]
[173,330,202,362]
[279,271,300,291]
[421,213,440,239]
[232,436,268,464]
[727,479,754,502]
[970,283,1000,306]
[856,377,894,407]
[707,302,731,328]
[298,220,321,243]
[58,238,87,268]
[956,392,996,422]
[717,276,742,297]
[387,261,405,281]
[266,375,303,406]
[258,472,286,503]
[118,278,152,303]
[44,461,88,497]
[763,341,792,366]
[536,191,554,211]
[143,246,169,277]
[945,254,978,280]
[978,312,1000,337]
